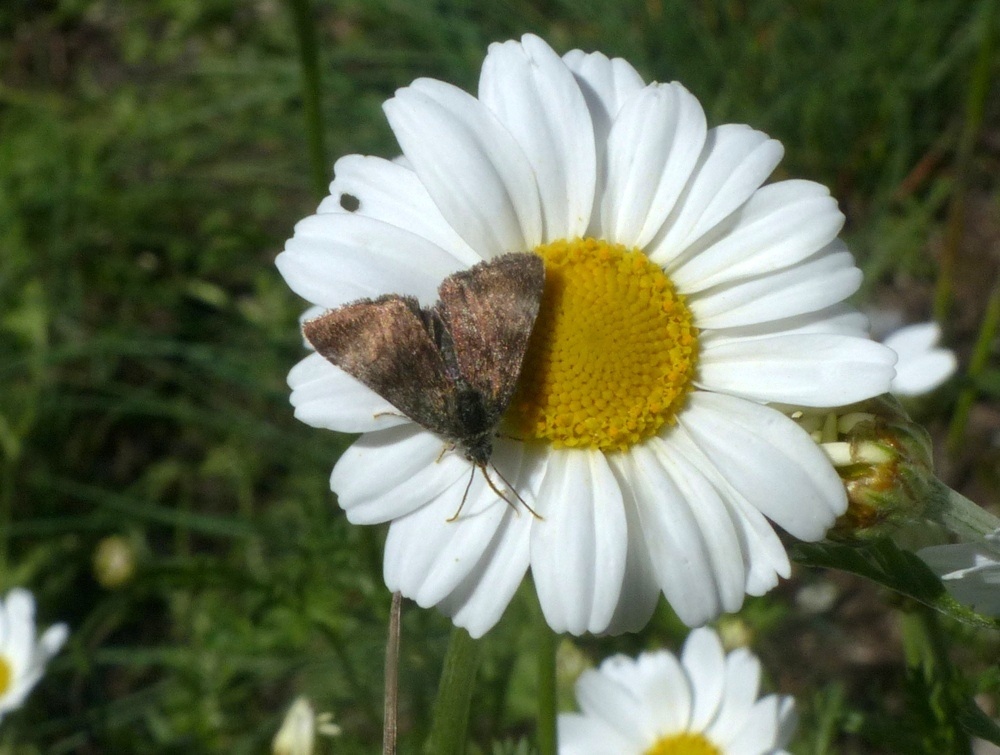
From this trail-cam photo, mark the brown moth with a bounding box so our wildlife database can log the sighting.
[302,253,545,520]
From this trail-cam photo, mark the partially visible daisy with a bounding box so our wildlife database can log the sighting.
[918,529,1000,616]
[882,322,957,397]
[0,588,68,723]
[278,34,896,637]
[559,627,796,754]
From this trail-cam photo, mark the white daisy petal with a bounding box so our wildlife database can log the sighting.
[36,624,69,662]
[436,506,532,638]
[288,353,405,434]
[699,333,896,406]
[531,450,627,634]
[690,245,862,329]
[575,662,655,744]
[558,712,636,754]
[435,441,539,637]
[561,49,646,123]
[893,351,958,396]
[655,430,791,595]
[725,697,787,754]
[384,79,542,256]
[918,534,1000,616]
[699,304,870,346]
[316,154,480,265]
[678,392,846,540]
[630,650,693,735]
[561,630,796,755]
[5,590,35,674]
[562,48,646,239]
[277,212,469,308]
[705,648,762,744]
[646,124,784,266]
[0,589,66,719]
[883,322,958,397]
[670,179,844,292]
[479,34,596,240]
[331,425,467,524]
[384,474,509,608]
[682,626,728,731]
[604,479,661,634]
[612,445,727,626]
[600,82,707,248]
[647,435,749,619]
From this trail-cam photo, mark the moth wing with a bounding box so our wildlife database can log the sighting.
[302,296,457,436]
[434,253,545,410]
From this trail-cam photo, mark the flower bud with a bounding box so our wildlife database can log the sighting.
[93,535,138,589]
[793,396,948,540]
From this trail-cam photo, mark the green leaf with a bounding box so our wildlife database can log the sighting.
[956,699,1000,746]
[791,537,1000,630]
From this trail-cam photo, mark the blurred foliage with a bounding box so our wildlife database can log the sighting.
[0,0,998,752]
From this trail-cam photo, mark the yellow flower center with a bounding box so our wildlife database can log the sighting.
[0,655,12,696]
[645,732,722,755]
[507,238,698,451]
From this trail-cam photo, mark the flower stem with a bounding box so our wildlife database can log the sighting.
[932,0,995,322]
[947,279,1000,454]
[383,591,402,755]
[536,617,557,755]
[287,0,329,200]
[425,626,480,755]
[899,604,971,752]
[941,487,1000,541]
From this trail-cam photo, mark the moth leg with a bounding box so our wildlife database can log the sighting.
[435,442,458,464]
[446,465,478,523]
[372,410,407,420]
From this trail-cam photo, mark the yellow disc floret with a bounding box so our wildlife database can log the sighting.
[645,732,721,755]
[508,238,698,451]
[0,654,12,696]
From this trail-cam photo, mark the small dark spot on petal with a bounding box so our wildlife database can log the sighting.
[340,193,360,212]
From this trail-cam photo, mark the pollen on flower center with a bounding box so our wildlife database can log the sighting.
[644,732,721,755]
[0,654,12,695]
[507,238,698,452]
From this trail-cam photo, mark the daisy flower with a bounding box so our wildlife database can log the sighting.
[0,588,68,723]
[277,34,895,637]
[558,627,796,754]
[882,322,957,397]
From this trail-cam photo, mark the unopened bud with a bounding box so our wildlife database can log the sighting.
[793,396,948,539]
[93,535,137,589]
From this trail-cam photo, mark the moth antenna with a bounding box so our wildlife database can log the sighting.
[488,463,543,520]
[446,465,478,522]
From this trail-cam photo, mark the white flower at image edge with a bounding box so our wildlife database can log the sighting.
[559,627,796,755]
[918,530,1000,616]
[277,34,896,637]
[0,588,68,723]
[882,322,957,397]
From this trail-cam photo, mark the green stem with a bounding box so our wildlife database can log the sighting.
[941,486,1000,541]
[0,458,12,575]
[899,605,971,753]
[947,280,1000,453]
[425,626,480,755]
[932,0,995,322]
[536,617,557,755]
[287,0,329,200]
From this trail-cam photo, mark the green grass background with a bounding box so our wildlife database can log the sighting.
[1,0,998,752]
